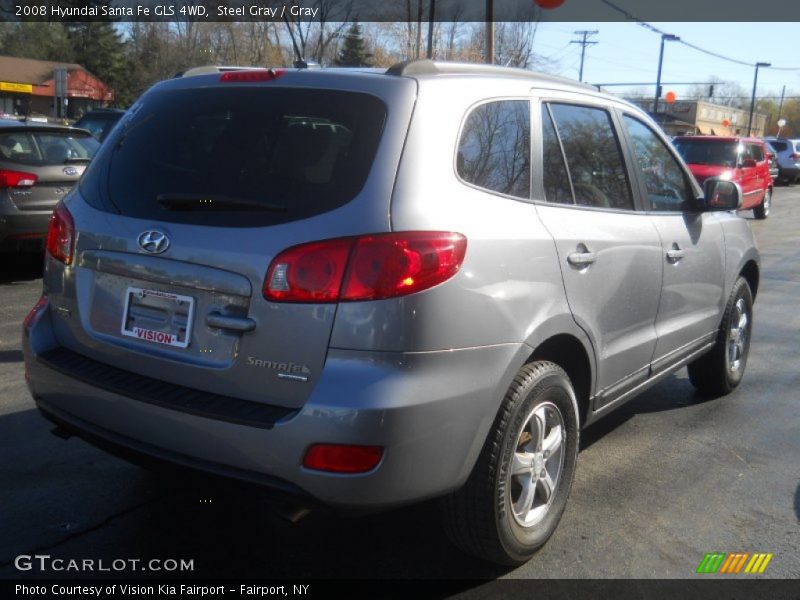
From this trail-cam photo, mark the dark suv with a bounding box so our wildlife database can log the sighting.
[73,108,125,143]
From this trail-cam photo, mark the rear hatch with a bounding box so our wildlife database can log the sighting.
[51,71,416,410]
[0,127,97,212]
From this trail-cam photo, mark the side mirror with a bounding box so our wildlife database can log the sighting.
[741,158,757,168]
[702,179,742,211]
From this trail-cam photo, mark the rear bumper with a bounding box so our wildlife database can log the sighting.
[777,165,800,180]
[23,301,524,509]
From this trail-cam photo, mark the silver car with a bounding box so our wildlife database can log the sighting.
[23,61,760,565]
[0,120,98,253]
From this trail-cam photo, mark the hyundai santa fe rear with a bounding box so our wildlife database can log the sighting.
[23,61,760,565]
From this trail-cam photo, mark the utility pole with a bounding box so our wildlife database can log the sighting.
[426,0,436,59]
[570,30,598,82]
[485,0,494,64]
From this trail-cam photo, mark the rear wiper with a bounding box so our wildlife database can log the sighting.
[157,194,287,212]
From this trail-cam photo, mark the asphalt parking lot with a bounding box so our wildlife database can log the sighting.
[0,191,798,581]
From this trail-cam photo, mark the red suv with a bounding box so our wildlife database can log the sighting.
[673,136,772,219]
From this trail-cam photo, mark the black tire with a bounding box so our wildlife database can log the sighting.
[688,277,753,397]
[442,361,579,565]
[753,188,771,219]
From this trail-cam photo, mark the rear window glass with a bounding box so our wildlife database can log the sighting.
[85,87,386,226]
[0,131,98,165]
[770,140,788,152]
[673,140,740,168]
[456,100,530,199]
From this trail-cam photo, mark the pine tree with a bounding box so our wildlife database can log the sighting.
[335,22,372,67]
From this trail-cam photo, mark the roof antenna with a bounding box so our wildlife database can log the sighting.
[283,16,308,69]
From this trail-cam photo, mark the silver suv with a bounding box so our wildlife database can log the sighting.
[23,61,760,565]
[763,137,800,184]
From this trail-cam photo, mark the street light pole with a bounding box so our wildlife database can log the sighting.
[747,62,771,136]
[653,34,680,117]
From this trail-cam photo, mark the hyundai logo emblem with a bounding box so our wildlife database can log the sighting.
[63,167,78,176]
[137,230,170,254]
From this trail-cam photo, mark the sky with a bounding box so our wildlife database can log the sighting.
[530,22,800,101]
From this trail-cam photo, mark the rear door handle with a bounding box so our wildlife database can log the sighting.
[567,250,596,266]
[206,312,256,332]
[666,245,685,263]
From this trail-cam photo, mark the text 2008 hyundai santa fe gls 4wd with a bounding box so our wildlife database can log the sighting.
[23,61,760,565]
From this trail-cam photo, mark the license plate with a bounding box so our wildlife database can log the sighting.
[120,287,195,349]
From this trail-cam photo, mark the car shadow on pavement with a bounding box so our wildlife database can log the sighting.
[580,371,713,452]
[0,350,23,363]
[0,253,44,284]
[0,408,510,582]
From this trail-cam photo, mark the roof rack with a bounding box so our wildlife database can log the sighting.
[385,59,595,90]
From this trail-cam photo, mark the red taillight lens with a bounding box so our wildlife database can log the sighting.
[219,69,285,82]
[303,444,384,474]
[0,169,38,188]
[263,232,467,303]
[343,232,468,301]
[45,202,75,265]
[23,295,48,330]
[265,238,352,302]
[791,153,800,160]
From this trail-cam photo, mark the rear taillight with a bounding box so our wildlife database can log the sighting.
[791,153,800,161]
[45,202,75,265]
[219,69,285,82]
[263,232,467,303]
[0,169,37,188]
[303,444,384,474]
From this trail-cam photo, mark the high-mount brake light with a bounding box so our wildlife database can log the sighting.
[263,232,467,303]
[219,69,285,82]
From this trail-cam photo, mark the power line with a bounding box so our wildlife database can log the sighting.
[599,0,800,71]
[570,30,598,82]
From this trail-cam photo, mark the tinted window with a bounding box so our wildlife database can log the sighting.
[75,113,124,141]
[541,105,573,204]
[769,140,788,152]
[748,144,764,162]
[548,103,633,210]
[623,116,693,211]
[673,139,740,168]
[82,87,386,227]
[457,100,530,199]
[0,131,98,165]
